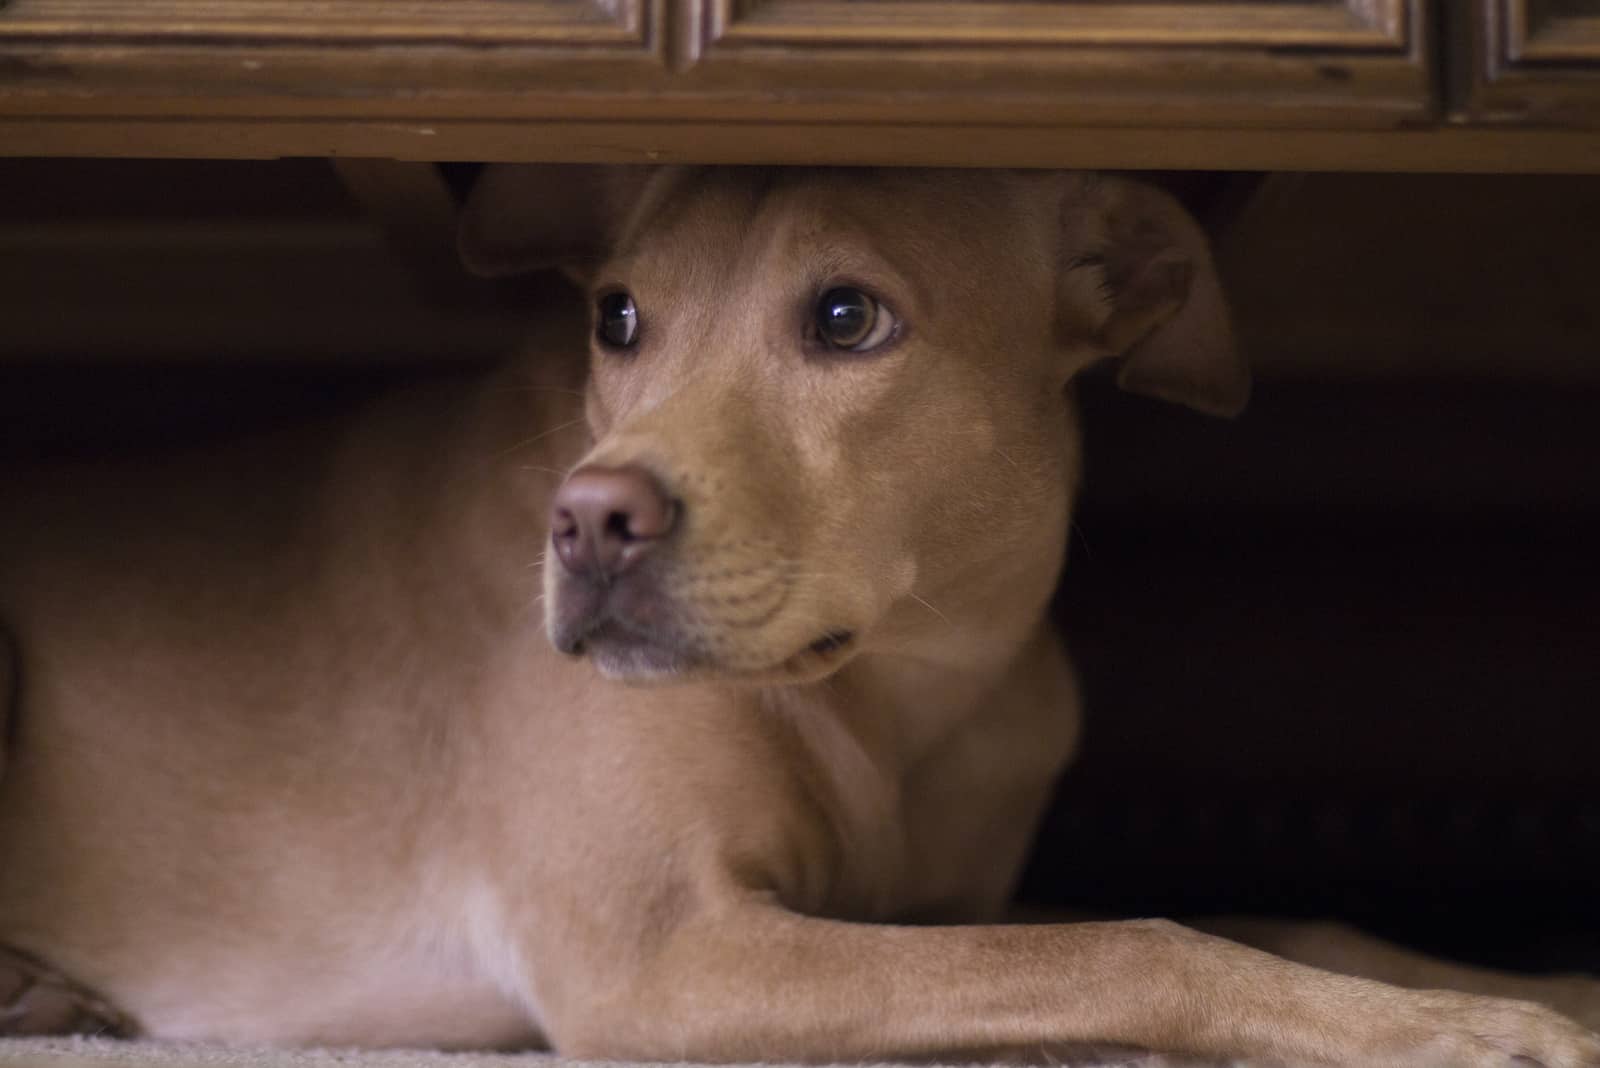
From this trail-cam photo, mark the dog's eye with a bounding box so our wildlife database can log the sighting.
[815,287,896,353]
[596,291,639,350]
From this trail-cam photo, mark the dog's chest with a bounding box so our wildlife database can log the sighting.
[125,940,536,1050]
[816,650,1080,923]
[790,704,1063,924]
[891,748,1061,923]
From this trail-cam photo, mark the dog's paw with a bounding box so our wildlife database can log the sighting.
[0,943,136,1038]
[1514,974,1600,1034]
[1370,988,1600,1068]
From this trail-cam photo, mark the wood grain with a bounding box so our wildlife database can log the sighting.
[0,2,1595,170]
[5,116,1600,172]
[0,0,1430,132]
[708,0,1402,48]
[1461,0,1600,124]
[1508,1,1600,62]
[0,0,642,44]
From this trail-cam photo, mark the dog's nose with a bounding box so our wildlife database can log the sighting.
[551,465,677,580]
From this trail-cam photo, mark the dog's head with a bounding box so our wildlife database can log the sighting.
[461,167,1244,684]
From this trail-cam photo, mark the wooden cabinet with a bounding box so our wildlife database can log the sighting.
[1465,0,1600,124]
[0,0,1423,123]
[0,0,1597,170]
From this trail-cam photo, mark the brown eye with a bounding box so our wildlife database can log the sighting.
[815,287,897,352]
[597,291,639,349]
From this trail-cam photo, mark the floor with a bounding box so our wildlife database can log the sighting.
[0,1038,1205,1068]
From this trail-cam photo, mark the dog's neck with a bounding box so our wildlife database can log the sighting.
[750,556,1063,778]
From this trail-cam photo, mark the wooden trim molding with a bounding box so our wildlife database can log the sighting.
[0,0,644,46]
[678,0,1428,128]
[705,0,1404,49]
[1506,1,1600,62]
[1464,1,1600,124]
[4,118,1600,174]
[0,0,667,107]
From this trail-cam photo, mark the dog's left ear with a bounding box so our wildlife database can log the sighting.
[457,164,654,278]
[1059,175,1250,418]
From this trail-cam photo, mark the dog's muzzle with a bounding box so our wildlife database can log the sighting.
[546,464,702,675]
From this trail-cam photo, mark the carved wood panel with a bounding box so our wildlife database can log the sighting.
[0,0,643,44]
[0,0,663,106]
[681,0,1431,127]
[1465,0,1600,124]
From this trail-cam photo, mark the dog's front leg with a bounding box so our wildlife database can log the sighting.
[1196,916,1600,1033]
[541,901,1599,1067]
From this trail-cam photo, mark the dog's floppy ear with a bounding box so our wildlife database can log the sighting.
[457,164,654,278]
[1060,175,1249,418]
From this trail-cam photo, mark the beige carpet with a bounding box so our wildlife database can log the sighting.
[0,1042,556,1068]
[0,1040,544,1067]
[0,1038,1225,1068]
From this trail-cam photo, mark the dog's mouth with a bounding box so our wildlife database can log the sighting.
[557,600,858,683]
[549,549,863,682]
[786,629,855,669]
[565,620,708,680]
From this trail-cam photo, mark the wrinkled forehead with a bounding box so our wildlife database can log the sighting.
[604,168,769,294]
[606,168,1030,302]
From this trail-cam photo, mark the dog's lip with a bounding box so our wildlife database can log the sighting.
[806,630,855,657]
[773,629,858,676]
[560,612,689,658]
[551,568,860,680]
[551,570,684,657]
[567,618,860,683]
[571,619,708,677]
[549,575,719,680]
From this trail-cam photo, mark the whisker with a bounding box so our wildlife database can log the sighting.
[1070,520,1094,562]
[908,592,953,627]
[515,596,546,629]
[492,385,586,398]
[492,418,587,460]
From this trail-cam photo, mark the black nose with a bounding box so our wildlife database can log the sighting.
[551,465,677,581]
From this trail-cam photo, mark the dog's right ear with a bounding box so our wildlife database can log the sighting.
[457,164,654,278]
[1057,174,1250,418]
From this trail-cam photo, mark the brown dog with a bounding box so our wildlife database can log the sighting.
[2,167,1598,1066]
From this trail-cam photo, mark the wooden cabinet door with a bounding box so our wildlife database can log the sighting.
[1465,1,1600,124]
[681,0,1432,127]
[0,0,664,104]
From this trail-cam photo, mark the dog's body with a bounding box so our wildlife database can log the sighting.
[3,168,1598,1066]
